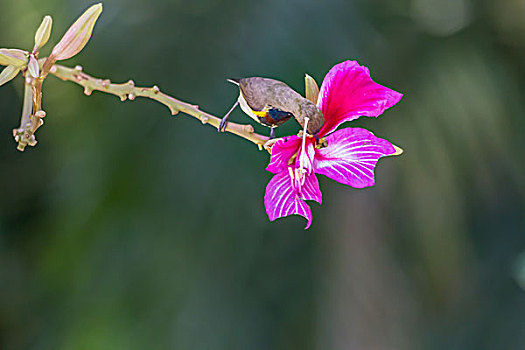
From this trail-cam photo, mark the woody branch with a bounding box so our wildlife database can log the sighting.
[49,64,269,148]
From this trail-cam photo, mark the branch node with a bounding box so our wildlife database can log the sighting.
[74,65,83,72]
[127,79,135,87]
[128,92,136,101]
[84,86,92,96]
[27,134,37,146]
[119,94,127,102]
[200,116,209,124]
[244,124,254,133]
[153,85,160,94]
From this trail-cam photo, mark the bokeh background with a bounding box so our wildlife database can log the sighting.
[1,0,525,349]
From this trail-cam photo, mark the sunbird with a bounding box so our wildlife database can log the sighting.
[219,77,325,139]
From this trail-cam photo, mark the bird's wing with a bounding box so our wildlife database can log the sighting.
[238,77,292,112]
[238,78,267,111]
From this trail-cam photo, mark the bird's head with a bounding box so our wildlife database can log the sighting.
[296,100,324,136]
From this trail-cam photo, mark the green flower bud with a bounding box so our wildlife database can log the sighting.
[33,15,53,52]
[0,49,28,67]
[51,3,103,61]
[304,74,319,104]
[27,54,40,78]
[0,65,21,87]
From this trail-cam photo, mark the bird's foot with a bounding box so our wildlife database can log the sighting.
[218,116,228,132]
[218,100,239,133]
[269,127,276,139]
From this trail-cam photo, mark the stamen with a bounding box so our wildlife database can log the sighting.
[299,117,310,172]
[288,167,295,188]
[293,116,310,191]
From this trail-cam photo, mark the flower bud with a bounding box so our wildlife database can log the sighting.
[0,65,21,87]
[304,74,319,104]
[51,3,103,61]
[27,55,40,78]
[33,15,53,52]
[0,49,28,67]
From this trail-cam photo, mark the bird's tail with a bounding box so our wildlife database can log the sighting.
[227,78,241,85]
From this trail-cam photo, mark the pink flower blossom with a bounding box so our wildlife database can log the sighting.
[264,61,403,228]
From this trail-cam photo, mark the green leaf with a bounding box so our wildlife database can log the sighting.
[0,65,21,87]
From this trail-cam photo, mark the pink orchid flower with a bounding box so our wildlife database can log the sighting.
[264,60,403,228]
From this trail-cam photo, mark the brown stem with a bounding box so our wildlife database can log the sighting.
[49,64,270,149]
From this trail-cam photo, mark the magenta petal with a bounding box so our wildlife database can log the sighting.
[264,171,320,229]
[314,128,396,188]
[300,172,322,205]
[266,136,301,174]
[317,61,403,136]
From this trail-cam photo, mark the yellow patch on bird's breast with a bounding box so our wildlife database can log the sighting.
[252,110,268,118]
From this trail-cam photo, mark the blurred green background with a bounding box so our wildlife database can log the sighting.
[1,0,525,349]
